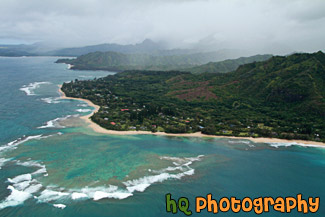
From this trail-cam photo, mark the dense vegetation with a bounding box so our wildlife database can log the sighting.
[61,52,325,142]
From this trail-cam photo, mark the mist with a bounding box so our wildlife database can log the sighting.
[1,0,325,54]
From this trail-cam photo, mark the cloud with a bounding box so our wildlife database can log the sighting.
[0,0,324,54]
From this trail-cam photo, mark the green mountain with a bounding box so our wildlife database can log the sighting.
[61,51,325,142]
[186,54,272,74]
[56,51,268,72]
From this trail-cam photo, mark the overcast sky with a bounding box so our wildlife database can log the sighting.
[0,0,324,54]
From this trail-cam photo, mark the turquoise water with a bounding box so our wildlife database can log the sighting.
[0,57,324,216]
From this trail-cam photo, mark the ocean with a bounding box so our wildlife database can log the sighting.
[0,56,324,217]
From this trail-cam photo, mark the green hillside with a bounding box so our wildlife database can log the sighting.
[61,51,325,142]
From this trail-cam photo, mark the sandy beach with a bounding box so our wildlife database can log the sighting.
[58,85,325,147]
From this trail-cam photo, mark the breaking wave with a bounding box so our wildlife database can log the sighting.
[0,135,44,153]
[41,97,61,104]
[269,142,325,149]
[76,109,92,113]
[20,82,51,96]
[37,115,78,129]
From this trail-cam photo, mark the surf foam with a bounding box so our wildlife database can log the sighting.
[41,97,61,104]
[269,142,325,149]
[20,82,51,96]
[0,186,32,209]
[76,109,92,113]
[53,204,66,209]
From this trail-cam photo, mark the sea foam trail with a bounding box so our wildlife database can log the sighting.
[20,82,51,96]
[0,135,44,153]
[0,134,60,154]
[41,97,61,104]
[77,104,88,107]
[76,109,92,113]
[269,142,325,149]
[70,186,132,201]
[37,115,78,129]
[37,118,61,129]
[123,155,203,193]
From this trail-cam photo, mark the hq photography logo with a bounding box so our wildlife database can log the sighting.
[165,194,320,215]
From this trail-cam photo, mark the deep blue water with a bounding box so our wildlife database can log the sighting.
[0,57,324,217]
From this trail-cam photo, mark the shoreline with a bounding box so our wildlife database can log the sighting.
[58,85,325,147]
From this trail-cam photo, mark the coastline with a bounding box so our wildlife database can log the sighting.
[58,85,325,147]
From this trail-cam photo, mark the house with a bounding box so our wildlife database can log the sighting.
[110,122,116,125]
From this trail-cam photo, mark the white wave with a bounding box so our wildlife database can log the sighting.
[93,191,132,200]
[32,166,47,175]
[70,185,132,201]
[38,189,69,202]
[12,178,42,193]
[1,135,44,154]
[0,172,44,210]
[37,115,77,129]
[269,142,325,149]
[0,186,32,210]
[77,104,88,107]
[160,155,204,166]
[123,169,193,193]
[7,174,43,191]
[37,118,60,129]
[13,180,31,191]
[124,155,202,193]
[20,82,51,96]
[53,204,66,209]
[25,184,43,194]
[71,192,88,200]
[37,118,64,129]
[8,174,32,184]
[76,109,92,113]
[41,97,61,104]
[15,160,44,168]
[160,155,203,163]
